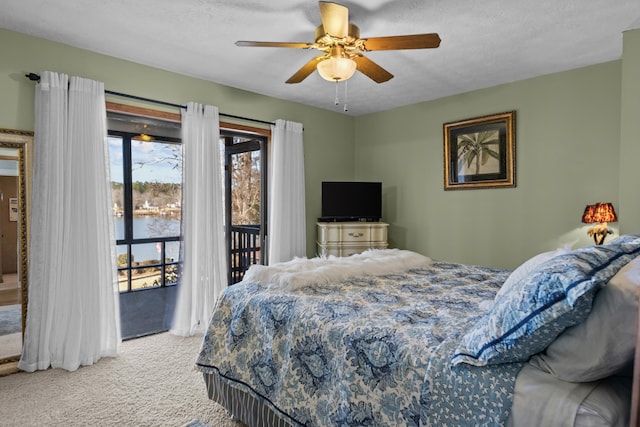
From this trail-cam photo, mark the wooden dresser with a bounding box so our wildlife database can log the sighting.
[316,221,388,257]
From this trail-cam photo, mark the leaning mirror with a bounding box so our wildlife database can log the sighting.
[0,129,30,366]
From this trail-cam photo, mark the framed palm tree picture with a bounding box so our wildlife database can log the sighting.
[443,111,516,190]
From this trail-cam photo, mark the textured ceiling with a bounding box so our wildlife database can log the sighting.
[2,0,640,116]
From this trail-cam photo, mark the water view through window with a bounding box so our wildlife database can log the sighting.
[109,120,269,292]
[109,134,182,292]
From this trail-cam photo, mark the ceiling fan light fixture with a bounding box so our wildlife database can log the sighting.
[237,2,440,85]
[317,56,357,82]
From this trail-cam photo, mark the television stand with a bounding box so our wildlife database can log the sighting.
[316,221,388,257]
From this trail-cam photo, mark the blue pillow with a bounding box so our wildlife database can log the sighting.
[452,236,640,367]
[494,246,571,302]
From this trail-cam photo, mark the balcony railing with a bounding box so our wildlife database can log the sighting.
[116,237,180,292]
[230,224,261,284]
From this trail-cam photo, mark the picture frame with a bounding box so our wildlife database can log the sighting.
[443,111,516,190]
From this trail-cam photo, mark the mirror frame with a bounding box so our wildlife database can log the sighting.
[0,128,30,365]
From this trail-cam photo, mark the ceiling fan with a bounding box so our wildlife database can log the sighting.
[235,1,441,84]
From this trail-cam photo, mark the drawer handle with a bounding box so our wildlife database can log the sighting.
[348,232,364,238]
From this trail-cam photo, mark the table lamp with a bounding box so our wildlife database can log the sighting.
[581,202,617,245]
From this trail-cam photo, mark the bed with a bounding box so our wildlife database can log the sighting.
[196,235,640,426]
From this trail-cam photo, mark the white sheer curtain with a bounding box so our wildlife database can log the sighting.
[171,102,227,336]
[268,119,306,264]
[19,71,120,372]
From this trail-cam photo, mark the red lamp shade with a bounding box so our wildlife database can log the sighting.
[581,202,618,224]
[581,202,617,245]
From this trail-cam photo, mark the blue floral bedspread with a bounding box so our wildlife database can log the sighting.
[196,262,523,426]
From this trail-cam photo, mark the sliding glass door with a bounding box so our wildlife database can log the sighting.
[108,113,183,339]
[222,130,268,284]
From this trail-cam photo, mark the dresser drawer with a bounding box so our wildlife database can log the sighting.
[340,226,371,243]
[317,222,389,257]
[368,225,388,243]
[318,223,387,244]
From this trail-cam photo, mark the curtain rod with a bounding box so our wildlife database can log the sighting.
[25,73,275,127]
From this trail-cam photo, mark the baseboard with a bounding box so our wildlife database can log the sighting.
[0,361,19,377]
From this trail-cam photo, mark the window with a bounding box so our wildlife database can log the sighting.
[108,113,182,292]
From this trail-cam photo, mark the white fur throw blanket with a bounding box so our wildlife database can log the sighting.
[242,249,432,290]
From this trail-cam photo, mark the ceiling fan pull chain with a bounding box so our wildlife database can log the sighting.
[334,80,340,106]
[344,79,348,112]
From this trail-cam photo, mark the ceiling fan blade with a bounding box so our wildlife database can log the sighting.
[319,1,349,38]
[362,33,441,51]
[352,55,393,83]
[286,56,324,84]
[236,41,314,49]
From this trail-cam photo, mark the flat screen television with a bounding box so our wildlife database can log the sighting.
[320,181,382,222]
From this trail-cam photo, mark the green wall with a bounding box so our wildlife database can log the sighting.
[0,28,355,257]
[2,27,637,268]
[620,29,640,234]
[354,59,631,270]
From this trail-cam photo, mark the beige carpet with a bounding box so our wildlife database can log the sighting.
[0,332,243,427]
